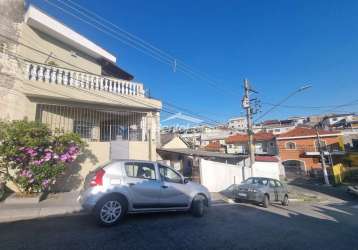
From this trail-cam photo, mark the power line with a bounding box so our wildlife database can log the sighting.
[41,0,241,97]
[0,33,223,127]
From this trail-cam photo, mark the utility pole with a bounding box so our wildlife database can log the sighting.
[314,125,330,185]
[242,79,255,177]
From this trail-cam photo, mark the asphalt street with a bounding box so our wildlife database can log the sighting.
[1,200,358,250]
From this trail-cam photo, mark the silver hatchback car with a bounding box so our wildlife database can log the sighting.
[78,160,211,226]
[235,177,289,208]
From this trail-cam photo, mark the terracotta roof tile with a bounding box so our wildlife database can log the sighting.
[278,127,339,138]
[255,155,279,162]
[205,141,221,152]
[226,132,275,144]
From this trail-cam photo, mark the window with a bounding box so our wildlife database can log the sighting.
[269,180,276,187]
[285,142,296,150]
[275,180,283,187]
[274,129,280,132]
[243,177,268,186]
[73,120,94,139]
[125,162,156,180]
[158,164,182,184]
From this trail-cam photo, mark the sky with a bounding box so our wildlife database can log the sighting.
[28,0,358,125]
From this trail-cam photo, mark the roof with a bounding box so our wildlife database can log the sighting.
[277,127,340,139]
[226,132,275,144]
[160,133,176,146]
[255,155,279,162]
[262,120,280,125]
[157,148,247,159]
[100,59,133,81]
[205,141,221,152]
[25,5,116,63]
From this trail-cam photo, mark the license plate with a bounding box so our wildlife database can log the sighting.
[238,192,247,197]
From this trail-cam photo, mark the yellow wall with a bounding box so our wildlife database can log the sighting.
[19,24,102,75]
[53,141,110,191]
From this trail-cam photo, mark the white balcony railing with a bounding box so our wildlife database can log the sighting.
[25,61,145,97]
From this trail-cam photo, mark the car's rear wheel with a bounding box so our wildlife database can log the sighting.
[282,195,289,206]
[191,194,206,217]
[235,198,242,203]
[94,195,127,226]
[263,194,270,208]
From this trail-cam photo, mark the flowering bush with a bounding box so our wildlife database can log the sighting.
[0,120,84,193]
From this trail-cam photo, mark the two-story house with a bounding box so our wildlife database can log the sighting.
[276,127,342,178]
[225,132,277,155]
[0,4,162,189]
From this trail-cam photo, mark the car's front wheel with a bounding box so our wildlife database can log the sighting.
[94,195,127,226]
[191,194,206,217]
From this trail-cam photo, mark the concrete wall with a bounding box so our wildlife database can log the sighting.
[199,158,281,192]
[199,159,247,192]
[0,0,30,121]
[53,141,110,191]
[128,141,156,160]
[19,24,102,75]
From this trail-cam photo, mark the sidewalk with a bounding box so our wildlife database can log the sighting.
[0,191,83,223]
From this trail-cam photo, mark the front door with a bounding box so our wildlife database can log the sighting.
[158,164,190,208]
[123,162,161,209]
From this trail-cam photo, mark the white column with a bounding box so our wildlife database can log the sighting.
[57,69,63,85]
[63,70,68,85]
[69,71,74,86]
[44,66,50,83]
[50,68,57,84]
[25,62,31,80]
[30,64,37,80]
[38,66,44,82]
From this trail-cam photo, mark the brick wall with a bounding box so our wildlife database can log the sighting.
[277,136,340,171]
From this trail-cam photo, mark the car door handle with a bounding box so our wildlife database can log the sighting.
[161,185,168,189]
[128,183,135,187]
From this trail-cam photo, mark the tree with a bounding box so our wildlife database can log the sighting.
[0,120,84,193]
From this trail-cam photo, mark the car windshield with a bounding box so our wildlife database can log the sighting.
[243,178,268,185]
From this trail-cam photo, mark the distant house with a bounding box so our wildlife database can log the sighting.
[321,113,356,129]
[227,117,247,130]
[204,140,226,153]
[276,127,343,178]
[225,132,277,155]
[257,119,296,135]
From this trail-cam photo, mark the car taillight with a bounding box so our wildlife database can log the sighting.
[90,169,105,187]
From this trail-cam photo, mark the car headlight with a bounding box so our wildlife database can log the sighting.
[248,188,257,193]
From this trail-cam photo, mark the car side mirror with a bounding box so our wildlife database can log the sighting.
[183,177,190,184]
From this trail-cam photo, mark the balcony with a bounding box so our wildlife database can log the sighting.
[24,61,145,97]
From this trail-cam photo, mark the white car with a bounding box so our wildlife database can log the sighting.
[78,160,211,226]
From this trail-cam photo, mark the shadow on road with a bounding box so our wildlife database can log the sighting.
[287,177,357,202]
[0,200,358,250]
